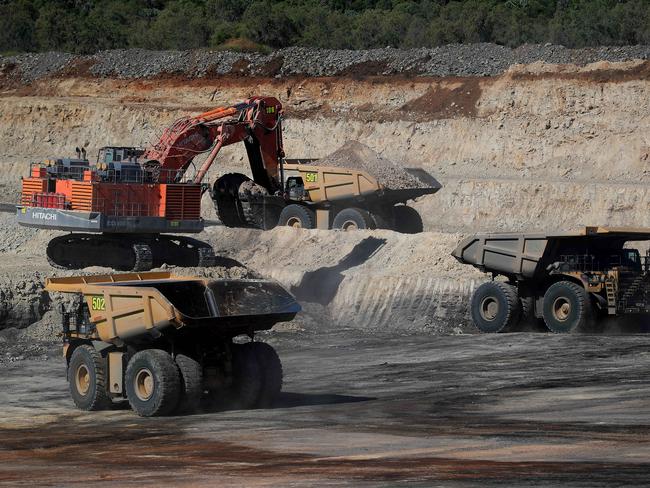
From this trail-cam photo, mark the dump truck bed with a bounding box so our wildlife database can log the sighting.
[46,272,301,343]
[452,226,650,279]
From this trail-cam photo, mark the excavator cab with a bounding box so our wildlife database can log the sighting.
[97,147,144,165]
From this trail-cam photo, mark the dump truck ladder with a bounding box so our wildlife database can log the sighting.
[605,280,617,315]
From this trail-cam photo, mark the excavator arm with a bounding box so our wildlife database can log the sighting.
[143,96,284,191]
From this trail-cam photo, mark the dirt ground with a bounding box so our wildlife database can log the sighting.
[1,53,650,486]
[2,330,650,487]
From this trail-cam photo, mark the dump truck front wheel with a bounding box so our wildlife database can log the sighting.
[250,342,283,408]
[278,204,315,229]
[68,344,112,411]
[333,207,375,231]
[470,282,521,333]
[542,281,589,333]
[125,349,181,417]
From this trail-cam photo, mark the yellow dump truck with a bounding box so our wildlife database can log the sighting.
[453,227,650,333]
[214,163,440,233]
[46,272,300,417]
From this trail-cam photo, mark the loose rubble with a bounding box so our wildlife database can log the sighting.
[318,141,427,190]
[2,44,650,82]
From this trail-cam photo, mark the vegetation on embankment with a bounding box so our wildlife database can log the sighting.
[1,0,650,55]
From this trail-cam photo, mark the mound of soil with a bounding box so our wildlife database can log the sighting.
[317,141,427,190]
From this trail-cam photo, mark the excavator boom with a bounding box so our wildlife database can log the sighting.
[142,96,284,191]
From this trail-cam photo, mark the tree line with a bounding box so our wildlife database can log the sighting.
[1,0,649,54]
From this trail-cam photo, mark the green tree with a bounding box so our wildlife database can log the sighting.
[140,0,210,50]
[351,8,412,48]
[0,0,649,54]
[34,2,79,51]
[428,0,495,45]
[75,1,142,53]
[0,0,37,52]
[241,1,301,48]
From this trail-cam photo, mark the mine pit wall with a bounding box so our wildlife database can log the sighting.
[330,276,476,334]
[0,228,482,334]
[1,58,649,334]
[0,276,49,329]
[248,268,477,334]
[0,61,649,233]
[204,227,483,334]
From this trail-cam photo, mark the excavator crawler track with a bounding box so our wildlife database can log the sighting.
[46,234,216,271]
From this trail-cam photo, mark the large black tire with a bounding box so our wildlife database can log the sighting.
[175,354,203,414]
[470,281,521,333]
[520,295,533,322]
[250,342,283,408]
[212,173,250,227]
[370,211,393,230]
[68,344,112,411]
[332,207,375,231]
[393,205,423,234]
[542,281,589,333]
[278,204,315,229]
[125,349,181,417]
[229,343,263,409]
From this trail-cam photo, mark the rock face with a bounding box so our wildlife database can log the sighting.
[0,273,50,329]
[2,58,648,232]
[1,47,649,336]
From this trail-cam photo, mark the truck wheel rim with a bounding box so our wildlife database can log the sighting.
[553,297,571,321]
[287,217,302,228]
[480,297,499,321]
[75,365,91,395]
[341,220,358,231]
[134,368,154,401]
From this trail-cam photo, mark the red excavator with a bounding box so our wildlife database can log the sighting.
[17,96,285,270]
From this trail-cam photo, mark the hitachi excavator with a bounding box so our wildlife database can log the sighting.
[17,96,439,271]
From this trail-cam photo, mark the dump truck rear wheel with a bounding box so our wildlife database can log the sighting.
[68,344,112,411]
[393,205,423,234]
[125,349,181,417]
[370,211,392,230]
[470,282,521,333]
[278,204,315,229]
[332,207,375,231]
[229,343,262,409]
[250,342,283,408]
[175,354,203,414]
[542,281,588,333]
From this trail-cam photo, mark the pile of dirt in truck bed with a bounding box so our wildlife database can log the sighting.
[317,141,428,190]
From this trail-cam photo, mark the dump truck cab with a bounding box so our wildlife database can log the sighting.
[452,227,650,333]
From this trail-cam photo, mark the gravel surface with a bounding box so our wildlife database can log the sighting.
[318,141,427,189]
[2,44,649,82]
[2,331,650,485]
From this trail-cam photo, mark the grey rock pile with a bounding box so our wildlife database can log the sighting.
[318,140,427,190]
[1,51,76,82]
[1,43,649,82]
